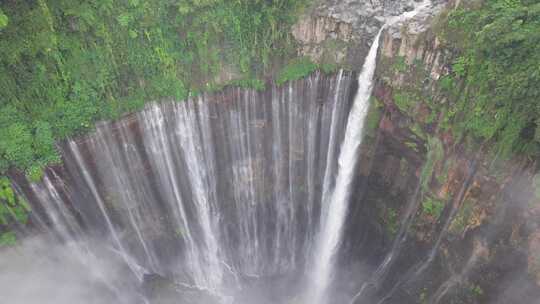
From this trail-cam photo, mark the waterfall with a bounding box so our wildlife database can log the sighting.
[306,28,384,304]
[306,3,435,303]
[19,72,356,300]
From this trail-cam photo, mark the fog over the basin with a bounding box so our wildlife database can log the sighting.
[0,236,142,304]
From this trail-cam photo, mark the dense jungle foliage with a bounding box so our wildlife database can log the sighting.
[0,0,308,243]
[0,0,307,180]
[0,177,29,246]
[437,0,540,159]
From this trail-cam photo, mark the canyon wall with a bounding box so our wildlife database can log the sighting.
[291,1,540,303]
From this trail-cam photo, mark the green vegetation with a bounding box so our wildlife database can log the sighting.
[470,284,484,298]
[365,97,383,137]
[0,178,30,226]
[385,208,399,236]
[449,199,474,234]
[438,75,455,94]
[226,78,266,91]
[277,57,318,85]
[410,123,427,140]
[0,0,309,240]
[380,206,399,237]
[392,56,408,73]
[0,0,308,178]
[0,9,7,29]
[420,137,444,192]
[393,90,419,115]
[276,56,341,85]
[419,288,428,304]
[417,137,445,221]
[422,196,444,219]
[436,157,454,185]
[405,141,419,152]
[319,62,339,74]
[0,231,17,247]
[0,177,30,246]
[436,0,540,159]
[174,228,184,239]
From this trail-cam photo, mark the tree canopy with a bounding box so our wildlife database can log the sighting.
[0,0,306,178]
[440,0,540,158]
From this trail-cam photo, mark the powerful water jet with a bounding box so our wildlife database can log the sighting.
[306,26,384,304]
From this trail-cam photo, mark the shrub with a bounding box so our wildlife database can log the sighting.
[422,196,444,218]
[392,56,408,73]
[0,0,308,176]
[0,177,30,226]
[0,231,17,247]
[277,57,318,85]
[442,0,540,159]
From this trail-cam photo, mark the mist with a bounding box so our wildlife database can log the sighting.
[0,235,143,304]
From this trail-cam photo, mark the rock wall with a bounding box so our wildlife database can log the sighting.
[344,1,540,302]
[291,0,447,69]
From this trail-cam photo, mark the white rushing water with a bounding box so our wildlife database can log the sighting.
[307,27,384,304]
[308,2,434,302]
[23,72,356,302]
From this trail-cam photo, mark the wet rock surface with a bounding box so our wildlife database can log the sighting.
[346,1,540,301]
[143,274,220,304]
[292,0,448,69]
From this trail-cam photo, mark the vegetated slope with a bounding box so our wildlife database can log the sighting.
[0,0,309,244]
[434,0,540,159]
[0,0,308,179]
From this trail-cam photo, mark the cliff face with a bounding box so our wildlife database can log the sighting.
[290,0,446,70]
[370,24,540,303]
[292,0,540,303]
[335,2,540,303]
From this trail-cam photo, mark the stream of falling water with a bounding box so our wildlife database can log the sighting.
[308,2,433,303]
[19,72,355,303]
[306,27,384,304]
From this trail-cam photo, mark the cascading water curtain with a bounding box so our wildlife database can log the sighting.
[21,72,355,298]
